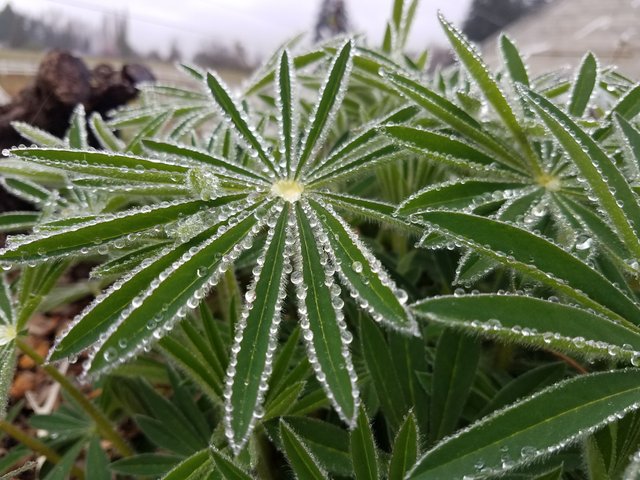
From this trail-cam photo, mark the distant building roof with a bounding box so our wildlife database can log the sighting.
[481,0,640,80]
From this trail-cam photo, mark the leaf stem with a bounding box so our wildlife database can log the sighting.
[16,339,133,457]
[0,419,85,480]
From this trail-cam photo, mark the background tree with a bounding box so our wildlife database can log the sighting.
[462,0,549,42]
[314,0,350,42]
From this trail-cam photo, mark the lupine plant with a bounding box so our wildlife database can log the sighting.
[3,0,640,478]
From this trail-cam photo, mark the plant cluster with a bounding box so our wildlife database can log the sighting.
[2,0,640,478]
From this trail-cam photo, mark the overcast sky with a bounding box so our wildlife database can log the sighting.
[7,0,473,59]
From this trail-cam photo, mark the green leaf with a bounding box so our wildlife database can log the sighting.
[295,40,353,177]
[398,178,526,214]
[125,111,170,155]
[383,71,521,170]
[225,205,290,453]
[0,211,39,233]
[414,294,640,363]
[0,343,15,419]
[408,370,640,479]
[568,52,598,117]
[521,87,640,258]
[277,49,297,176]
[110,454,182,476]
[381,125,517,173]
[88,208,263,375]
[89,112,124,151]
[295,203,358,426]
[209,448,252,480]
[1,177,51,205]
[416,210,640,324]
[142,139,267,183]
[593,84,640,140]
[86,437,110,480]
[11,121,64,147]
[389,413,419,480]
[274,416,353,475]
[616,114,640,172]
[350,409,379,480]
[11,146,186,173]
[499,35,529,86]
[49,200,251,361]
[0,200,211,263]
[431,329,480,442]
[311,200,416,332]
[360,315,409,432]
[476,362,566,419]
[280,421,330,480]
[162,449,210,480]
[438,13,540,174]
[206,72,277,175]
[67,104,87,149]
[264,381,306,420]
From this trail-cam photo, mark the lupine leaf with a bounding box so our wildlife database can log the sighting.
[389,413,419,480]
[277,50,297,176]
[310,200,415,332]
[499,35,529,86]
[350,409,379,480]
[568,52,598,117]
[413,295,640,363]
[86,437,110,480]
[89,113,124,151]
[142,139,267,183]
[280,421,330,480]
[360,315,409,431]
[616,114,640,171]
[11,121,64,147]
[11,147,186,173]
[206,72,277,175]
[225,205,290,453]
[88,210,262,375]
[521,87,640,258]
[438,14,539,173]
[110,454,182,476]
[0,212,39,233]
[295,203,358,426]
[398,179,526,214]
[408,370,640,479]
[381,125,514,172]
[0,177,50,206]
[430,329,480,442]
[162,449,211,480]
[49,200,252,361]
[383,71,521,169]
[0,200,213,263]
[67,104,87,149]
[209,448,252,480]
[296,40,353,176]
[417,210,640,324]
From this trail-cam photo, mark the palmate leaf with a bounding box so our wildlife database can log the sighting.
[309,200,415,332]
[0,199,217,263]
[408,370,640,479]
[438,14,541,175]
[295,39,353,177]
[413,295,640,364]
[520,86,640,258]
[280,421,330,480]
[415,210,640,324]
[224,203,290,453]
[294,203,359,426]
[430,329,480,442]
[49,197,257,363]
[86,206,266,376]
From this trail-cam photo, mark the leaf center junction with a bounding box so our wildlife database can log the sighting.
[271,179,304,202]
[536,173,561,192]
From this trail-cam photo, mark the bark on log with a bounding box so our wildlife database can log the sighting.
[0,50,154,212]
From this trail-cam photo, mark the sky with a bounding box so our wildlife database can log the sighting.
[6,0,473,59]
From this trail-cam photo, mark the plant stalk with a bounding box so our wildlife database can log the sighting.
[0,419,85,480]
[16,339,133,457]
